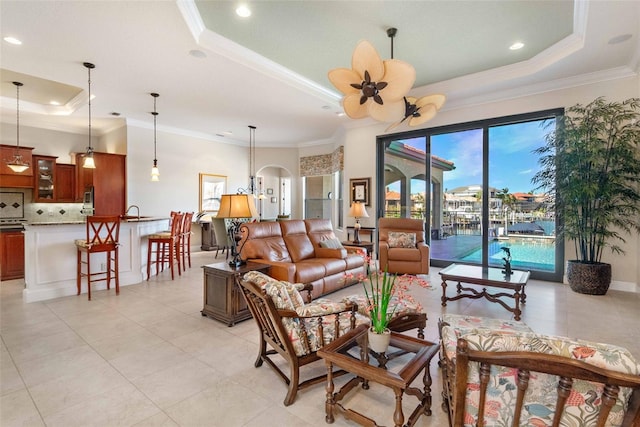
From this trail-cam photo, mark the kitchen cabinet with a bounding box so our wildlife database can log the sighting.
[1,230,24,280]
[33,155,57,201]
[0,144,34,188]
[31,157,76,202]
[75,152,126,215]
[55,164,76,202]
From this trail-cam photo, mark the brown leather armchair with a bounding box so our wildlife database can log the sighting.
[378,218,429,275]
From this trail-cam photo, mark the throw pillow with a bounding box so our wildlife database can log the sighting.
[388,232,416,248]
[319,237,344,249]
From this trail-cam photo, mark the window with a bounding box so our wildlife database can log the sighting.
[377,109,564,281]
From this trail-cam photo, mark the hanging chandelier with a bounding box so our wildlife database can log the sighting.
[82,62,96,169]
[150,93,160,181]
[328,28,445,131]
[6,81,30,173]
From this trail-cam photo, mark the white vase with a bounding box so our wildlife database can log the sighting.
[368,327,391,353]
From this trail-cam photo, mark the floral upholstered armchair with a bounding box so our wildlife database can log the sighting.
[439,314,640,427]
[239,271,369,406]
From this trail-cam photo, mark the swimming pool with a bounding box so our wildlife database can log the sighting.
[461,238,556,271]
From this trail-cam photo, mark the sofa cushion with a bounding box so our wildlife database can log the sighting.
[243,271,306,310]
[457,330,640,427]
[311,258,347,276]
[281,220,316,262]
[240,222,292,262]
[319,237,343,249]
[294,261,327,284]
[388,231,416,248]
[440,314,534,361]
[386,247,423,261]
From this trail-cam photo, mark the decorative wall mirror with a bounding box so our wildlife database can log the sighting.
[199,173,227,213]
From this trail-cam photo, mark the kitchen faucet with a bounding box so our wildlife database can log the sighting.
[125,205,140,220]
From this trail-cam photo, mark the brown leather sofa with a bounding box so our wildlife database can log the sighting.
[378,217,429,275]
[238,219,365,297]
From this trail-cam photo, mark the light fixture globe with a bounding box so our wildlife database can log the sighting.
[6,81,31,173]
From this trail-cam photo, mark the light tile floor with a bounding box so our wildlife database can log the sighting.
[1,252,638,426]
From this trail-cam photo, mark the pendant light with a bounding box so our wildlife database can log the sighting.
[6,81,30,173]
[82,62,96,169]
[150,93,160,181]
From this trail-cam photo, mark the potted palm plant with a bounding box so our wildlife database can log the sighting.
[532,97,640,294]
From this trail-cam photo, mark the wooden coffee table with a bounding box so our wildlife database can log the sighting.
[317,324,438,427]
[439,263,530,321]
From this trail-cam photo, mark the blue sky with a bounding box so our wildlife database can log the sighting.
[389,119,551,195]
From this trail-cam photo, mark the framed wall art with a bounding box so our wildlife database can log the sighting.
[350,177,370,206]
[199,173,227,213]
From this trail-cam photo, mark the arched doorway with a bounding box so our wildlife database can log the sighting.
[257,166,292,220]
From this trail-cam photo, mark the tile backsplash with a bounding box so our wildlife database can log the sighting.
[0,191,25,219]
[0,188,84,222]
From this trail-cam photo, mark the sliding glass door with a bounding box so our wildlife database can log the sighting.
[377,109,563,281]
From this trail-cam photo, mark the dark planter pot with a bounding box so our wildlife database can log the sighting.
[566,260,611,295]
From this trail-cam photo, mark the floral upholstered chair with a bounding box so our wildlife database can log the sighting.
[439,314,640,427]
[239,271,369,406]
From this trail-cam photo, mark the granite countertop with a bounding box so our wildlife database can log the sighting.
[27,217,168,226]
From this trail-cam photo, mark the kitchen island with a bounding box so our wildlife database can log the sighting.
[23,217,169,303]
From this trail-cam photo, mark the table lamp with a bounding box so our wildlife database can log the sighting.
[348,201,369,244]
[216,194,257,268]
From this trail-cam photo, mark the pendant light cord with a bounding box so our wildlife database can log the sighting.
[14,82,22,153]
[249,125,256,194]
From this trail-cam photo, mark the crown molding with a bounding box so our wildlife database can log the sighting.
[177,0,341,107]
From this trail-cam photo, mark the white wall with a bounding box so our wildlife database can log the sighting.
[125,125,250,217]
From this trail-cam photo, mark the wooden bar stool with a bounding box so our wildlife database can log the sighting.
[147,212,183,280]
[75,215,121,301]
[180,212,194,269]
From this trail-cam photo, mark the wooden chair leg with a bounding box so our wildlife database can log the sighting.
[146,241,153,280]
[283,363,300,406]
[114,249,120,295]
[77,249,82,295]
[106,253,111,290]
[169,244,175,280]
[87,253,92,301]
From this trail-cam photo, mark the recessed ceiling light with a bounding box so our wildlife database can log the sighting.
[509,42,524,50]
[3,36,22,45]
[49,101,61,106]
[236,4,251,18]
[189,49,206,58]
[608,34,632,45]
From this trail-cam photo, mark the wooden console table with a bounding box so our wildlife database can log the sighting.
[201,261,270,326]
[346,226,376,242]
[439,263,530,321]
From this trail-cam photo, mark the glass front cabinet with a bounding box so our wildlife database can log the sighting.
[33,155,57,202]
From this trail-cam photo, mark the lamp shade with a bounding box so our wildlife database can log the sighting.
[348,202,369,218]
[216,194,257,219]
